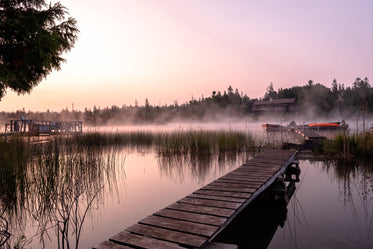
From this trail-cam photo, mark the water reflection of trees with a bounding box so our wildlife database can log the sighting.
[0,136,122,249]
[157,151,255,185]
[323,159,373,238]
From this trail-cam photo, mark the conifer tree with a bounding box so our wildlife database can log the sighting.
[0,0,78,99]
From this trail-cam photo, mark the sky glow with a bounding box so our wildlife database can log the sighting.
[1,0,372,111]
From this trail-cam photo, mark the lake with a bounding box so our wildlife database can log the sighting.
[1,122,372,249]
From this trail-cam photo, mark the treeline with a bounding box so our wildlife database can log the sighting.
[264,77,373,115]
[0,78,372,126]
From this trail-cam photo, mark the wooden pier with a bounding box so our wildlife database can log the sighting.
[290,127,326,141]
[4,118,82,136]
[94,149,297,249]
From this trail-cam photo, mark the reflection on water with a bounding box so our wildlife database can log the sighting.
[158,151,253,185]
[214,197,289,248]
[1,133,373,249]
[212,158,373,249]
[323,160,373,240]
[0,138,123,249]
[0,137,253,249]
[268,158,373,249]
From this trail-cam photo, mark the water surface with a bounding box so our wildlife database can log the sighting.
[1,124,372,249]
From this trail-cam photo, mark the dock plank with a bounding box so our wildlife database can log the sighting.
[167,202,235,217]
[225,171,272,177]
[227,171,276,177]
[214,178,264,185]
[194,189,252,199]
[179,197,241,209]
[208,181,261,189]
[110,231,184,249]
[187,193,247,203]
[139,215,218,237]
[94,241,133,249]
[126,223,207,248]
[219,175,269,182]
[201,185,256,193]
[154,208,226,226]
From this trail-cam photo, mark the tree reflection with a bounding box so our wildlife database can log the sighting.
[157,151,255,185]
[323,159,373,239]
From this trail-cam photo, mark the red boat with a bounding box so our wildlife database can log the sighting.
[308,121,348,130]
[262,123,284,131]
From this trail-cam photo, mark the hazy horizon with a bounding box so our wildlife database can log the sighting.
[0,0,372,112]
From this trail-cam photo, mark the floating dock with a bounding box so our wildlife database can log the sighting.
[290,127,326,140]
[94,149,297,249]
[4,118,82,135]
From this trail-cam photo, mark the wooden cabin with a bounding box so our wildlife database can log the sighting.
[252,98,296,113]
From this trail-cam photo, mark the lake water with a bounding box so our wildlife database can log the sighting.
[214,157,373,249]
[269,158,373,249]
[1,123,373,249]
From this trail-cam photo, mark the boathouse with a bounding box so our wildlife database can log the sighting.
[4,118,82,135]
[252,98,296,113]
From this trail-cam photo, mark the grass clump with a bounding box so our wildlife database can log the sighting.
[156,130,259,156]
[324,131,373,160]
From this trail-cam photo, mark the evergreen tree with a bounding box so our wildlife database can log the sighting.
[0,0,78,99]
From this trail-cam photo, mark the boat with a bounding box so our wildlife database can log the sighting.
[262,123,284,132]
[262,120,348,132]
[308,121,348,130]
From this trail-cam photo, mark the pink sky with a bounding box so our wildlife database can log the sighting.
[1,0,372,112]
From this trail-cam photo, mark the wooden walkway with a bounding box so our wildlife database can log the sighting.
[94,149,297,249]
[291,127,325,140]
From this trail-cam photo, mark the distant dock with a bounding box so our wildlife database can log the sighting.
[3,118,82,136]
[94,149,298,249]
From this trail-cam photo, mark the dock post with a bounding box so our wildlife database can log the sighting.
[284,160,300,182]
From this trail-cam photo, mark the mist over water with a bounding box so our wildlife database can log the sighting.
[1,118,372,249]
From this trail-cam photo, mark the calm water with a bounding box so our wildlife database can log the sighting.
[1,124,373,249]
[268,158,373,249]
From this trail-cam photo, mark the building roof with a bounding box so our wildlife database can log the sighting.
[252,98,296,106]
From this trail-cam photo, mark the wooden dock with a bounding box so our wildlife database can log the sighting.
[290,127,326,140]
[94,149,297,249]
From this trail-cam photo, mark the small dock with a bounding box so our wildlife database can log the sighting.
[4,118,82,136]
[94,149,297,249]
[290,127,326,141]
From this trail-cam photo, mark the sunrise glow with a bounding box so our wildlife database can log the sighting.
[1,0,372,111]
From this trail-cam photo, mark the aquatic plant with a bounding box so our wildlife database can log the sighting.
[0,129,262,248]
[323,131,373,160]
[0,135,121,249]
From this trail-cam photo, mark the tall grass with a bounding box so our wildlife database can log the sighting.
[323,131,373,160]
[0,129,261,248]
[64,130,261,155]
[0,135,120,249]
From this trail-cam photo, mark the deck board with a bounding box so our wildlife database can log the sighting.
[126,223,207,248]
[139,215,218,237]
[110,231,184,249]
[94,241,134,249]
[186,193,247,203]
[179,197,242,209]
[154,209,227,226]
[167,202,235,217]
[193,189,252,199]
[94,149,296,249]
[201,185,256,193]
[208,181,261,189]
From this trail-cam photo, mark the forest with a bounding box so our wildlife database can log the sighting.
[1,77,372,126]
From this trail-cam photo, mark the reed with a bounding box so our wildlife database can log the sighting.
[155,130,259,156]
[0,129,261,248]
[323,131,373,159]
[0,135,31,214]
[0,135,121,249]
[58,130,261,155]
